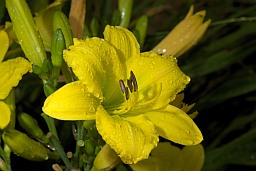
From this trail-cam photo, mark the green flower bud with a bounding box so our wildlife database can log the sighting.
[34,1,65,51]
[17,112,48,143]
[90,17,100,37]
[111,10,121,26]
[53,11,73,48]
[83,120,95,129]
[83,24,91,39]
[118,0,133,28]
[0,157,7,171]
[51,28,65,80]
[133,15,148,47]
[84,139,95,155]
[2,130,50,161]
[6,0,46,67]
[51,28,65,68]
[44,83,56,97]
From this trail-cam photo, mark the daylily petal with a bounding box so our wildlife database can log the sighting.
[64,38,125,105]
[145,105,203,145]
[43,81,101,120]
[0,30,9,63]
[130,142,183,171]
[0,57,31,99]
[127,51,190,109]
[0,101,11,129]
[104,25,140,63]
[182,144,205,171]
[96,106,158,164]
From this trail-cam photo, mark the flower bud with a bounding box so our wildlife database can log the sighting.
[17,112,48,142]
[53,11,73,48]
[0,101,11,129]
[93,144,121,171]
[51,28,65,80]
[51,28,65,68]
[0,157,7,171]
[118,0,133,28]
[133,15,148,47]
[153,5,211,57]
[34,1,65,51]
[2,130,50,161]
[84,139,95,155]
[5,0,46,67]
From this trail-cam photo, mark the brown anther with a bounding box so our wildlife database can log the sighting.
[127,79,133,93]
[130,71,138,92]
[124,87,129,100]
[119,80,126,94]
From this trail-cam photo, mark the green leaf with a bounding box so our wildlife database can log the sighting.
[199,73,256,107]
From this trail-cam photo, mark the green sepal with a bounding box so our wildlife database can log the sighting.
[42,58,53,74]
[53,10,73,48]
[5,0,46,67]
[2,130,50,161]
[32,65,42,75]
[17,112,48,143]
[44,83,56,97]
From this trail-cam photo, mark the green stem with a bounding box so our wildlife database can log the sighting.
[42,113,72,169]
[41,113,59,141]
[49,133,72,170]
[72,121,85,169]
[0,145,11,171]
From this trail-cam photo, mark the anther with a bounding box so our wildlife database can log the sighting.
[124,87,129,100]
[119,80,126,94]
[130,71,138,92]
[127,79,133,93]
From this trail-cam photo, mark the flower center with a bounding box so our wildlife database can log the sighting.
[106,71,139,115]
[119,71,138,100]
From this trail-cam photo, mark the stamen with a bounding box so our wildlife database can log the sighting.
[124,87,129,100]
[130,71,138,92]
[119,80,126,94]
[127,79,133,93]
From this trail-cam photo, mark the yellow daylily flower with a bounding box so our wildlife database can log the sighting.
[130,142,205,171]
[0,30,32,129]
[153,5,211,57]
[43,25,203,164]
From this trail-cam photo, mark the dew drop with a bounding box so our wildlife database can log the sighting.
[88,107,95,112]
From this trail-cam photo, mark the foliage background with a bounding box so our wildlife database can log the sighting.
[1,0,256,170]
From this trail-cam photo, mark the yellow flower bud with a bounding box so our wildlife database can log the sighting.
[153,5,211,57]
[93,144,121,171]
